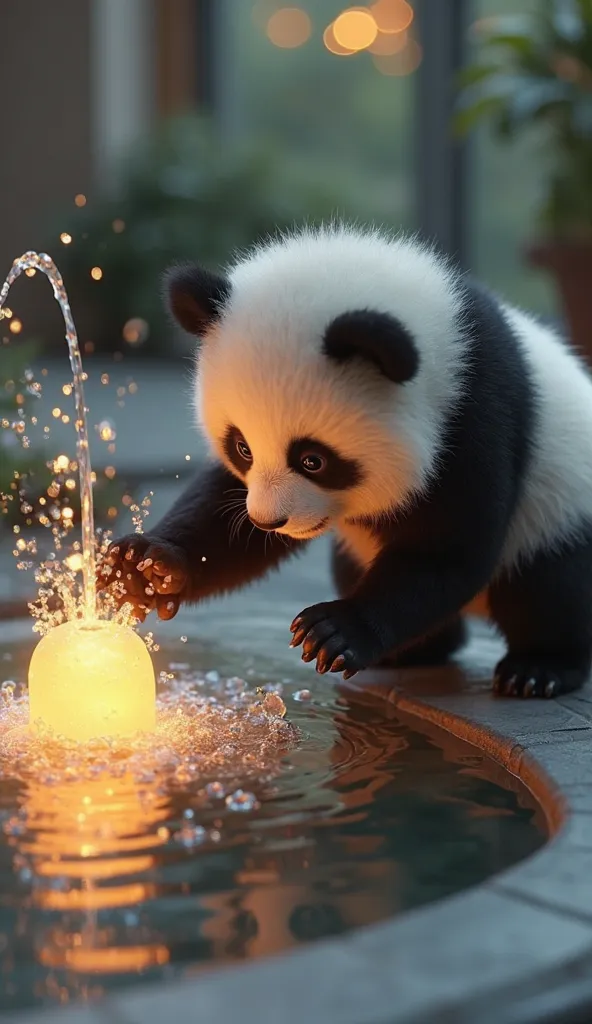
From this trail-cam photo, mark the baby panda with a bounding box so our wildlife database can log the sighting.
[100,225,592,698]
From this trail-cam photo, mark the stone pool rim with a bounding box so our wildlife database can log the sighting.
[7,665,592,1024]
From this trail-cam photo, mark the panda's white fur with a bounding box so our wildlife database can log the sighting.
[195,224,592,570]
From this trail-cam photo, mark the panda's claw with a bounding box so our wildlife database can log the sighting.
[503,675,518,696]
[492,656,587,699]
[289,599,379,679]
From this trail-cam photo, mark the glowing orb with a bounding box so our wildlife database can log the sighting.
[28,620,155,742]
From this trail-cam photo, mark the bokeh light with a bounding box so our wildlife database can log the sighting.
[266,7,312,48]
[59,232,72,245]
[9,318,22,335]
[122,317,150,345]
[370,0,413,34]
[369,28,408,55]
[90,266,103,281]
[74,193,87,208]
[97,419,116,443]
[372,36,422,75]
[323,23,356,55]
[333,8,378,52]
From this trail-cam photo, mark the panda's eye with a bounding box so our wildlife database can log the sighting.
[301,453,326,474]
[236,437,253,463]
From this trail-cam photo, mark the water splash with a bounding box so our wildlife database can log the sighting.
[0,252,96,619]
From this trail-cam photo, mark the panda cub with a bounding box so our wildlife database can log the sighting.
[100,225,592,699]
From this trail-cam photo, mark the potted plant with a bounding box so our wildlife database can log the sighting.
[456,0,592,359]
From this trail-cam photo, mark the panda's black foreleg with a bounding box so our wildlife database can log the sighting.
[488,530,592,699]
[100,461,306,618]
[330,542,467,669]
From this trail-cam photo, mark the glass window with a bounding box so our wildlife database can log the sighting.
[214,0,419,230]
[469,0,555,315]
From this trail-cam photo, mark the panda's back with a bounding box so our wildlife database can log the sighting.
[500,304,592,567]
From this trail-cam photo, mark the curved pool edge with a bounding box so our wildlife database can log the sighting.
[8,664,592,1024]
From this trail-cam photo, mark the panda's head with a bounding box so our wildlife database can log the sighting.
[165,227,465,539]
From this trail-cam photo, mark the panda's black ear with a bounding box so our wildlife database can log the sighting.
[164,264,231,336]
[323,309,419,384]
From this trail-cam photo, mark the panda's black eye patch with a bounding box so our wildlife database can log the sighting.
[223,426,253,474]
[287,438,362,491]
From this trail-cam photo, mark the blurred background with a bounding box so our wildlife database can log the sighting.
[1,0,590,600]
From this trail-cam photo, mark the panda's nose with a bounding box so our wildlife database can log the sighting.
[249,516,288,532]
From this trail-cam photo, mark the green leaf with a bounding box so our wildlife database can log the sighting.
[453,96,506,136]
[457,63,500,88]
[485,33,537,58]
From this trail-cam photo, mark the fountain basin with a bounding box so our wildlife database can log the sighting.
[0,619,554,1023]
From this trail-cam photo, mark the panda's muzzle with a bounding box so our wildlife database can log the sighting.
[249,516,289,532]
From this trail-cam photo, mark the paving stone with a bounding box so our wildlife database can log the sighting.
[516,737,592,788]
[561,813,592,850]
[493,835,592,923]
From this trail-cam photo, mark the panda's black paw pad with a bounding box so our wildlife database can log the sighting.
[492,658,585,699]
[289,599,378,680]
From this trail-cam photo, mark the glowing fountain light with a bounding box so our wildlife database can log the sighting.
[0,252,155,742]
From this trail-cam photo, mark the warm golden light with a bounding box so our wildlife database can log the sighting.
[266,7,312,48]
[370,0,413,33]
[122,317,149,345]
[65,552,84,572]
[9,318,22,334]
[28,620,156,742]
[74,193,87,207]
[323,22,356,55]
[98,419,116,442]
[90,266,103,281]
[333,8,377,51]
[60,232,73,245]
[53,453,70,472]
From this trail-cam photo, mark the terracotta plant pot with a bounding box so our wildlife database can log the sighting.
[526,239,592,365]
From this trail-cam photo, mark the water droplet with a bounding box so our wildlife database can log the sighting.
[180,636,188,644]
[293,689,312,702]
[175,825,207,849]
[262,693,286,718]
[225,789,260,812]
[206,781,226,800]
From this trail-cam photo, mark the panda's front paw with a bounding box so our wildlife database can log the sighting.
[289,599,378,679]
[97,533,188,621]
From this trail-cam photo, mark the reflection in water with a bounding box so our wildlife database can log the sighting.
[0,656,545,1012]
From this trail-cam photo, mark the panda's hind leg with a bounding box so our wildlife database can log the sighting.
[489,529,592,699]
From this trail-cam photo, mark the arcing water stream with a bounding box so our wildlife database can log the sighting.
[0,252,97,620]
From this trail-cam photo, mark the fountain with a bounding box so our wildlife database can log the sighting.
[0,252,155,741]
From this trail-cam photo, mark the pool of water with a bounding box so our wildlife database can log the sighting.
[0,625,545,1013]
